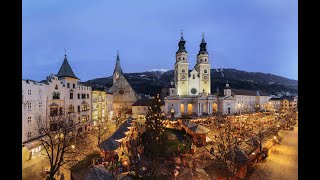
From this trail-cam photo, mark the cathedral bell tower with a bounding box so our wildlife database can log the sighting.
[175,32,189,96]
[113,51,123,84]
[194,33,211,94]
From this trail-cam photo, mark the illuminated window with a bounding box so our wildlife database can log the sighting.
[82,105,88,111]
[69,105,74,113]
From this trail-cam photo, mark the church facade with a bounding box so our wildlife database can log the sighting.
[164,34,271,117]
[109,53,141,117]
[164,34,219,117]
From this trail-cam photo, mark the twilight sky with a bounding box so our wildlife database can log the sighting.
[22,0,297,81]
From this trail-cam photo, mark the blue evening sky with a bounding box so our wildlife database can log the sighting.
[22,0,297,81]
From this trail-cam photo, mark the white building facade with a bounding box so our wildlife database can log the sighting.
[219,83,271,115]
[22,54,93,160]
[22,80,46,158]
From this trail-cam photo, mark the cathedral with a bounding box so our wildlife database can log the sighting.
[164,33,219,117]
[109,52,140,117]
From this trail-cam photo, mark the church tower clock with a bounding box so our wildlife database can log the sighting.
[194,34,211,94]
[174,32,189,96]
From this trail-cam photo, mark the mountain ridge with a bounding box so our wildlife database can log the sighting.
[84,68,298,97]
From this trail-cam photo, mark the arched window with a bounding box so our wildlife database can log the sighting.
[183,57,185,60]
[179,57,181,60]
[193,74,195,79]
[204,69,208,74]
[52,92,60,99]
[182,69,185,73]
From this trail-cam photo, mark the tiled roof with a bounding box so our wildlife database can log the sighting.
[84,165,113,180]
[231,89,269,96]
[183,120,210,134]
[270,97,281,100]
[57,56,78,79]
[281,96,295,101]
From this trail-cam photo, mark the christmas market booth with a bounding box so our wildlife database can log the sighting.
[178,119,210,147]
[99,119,133,158]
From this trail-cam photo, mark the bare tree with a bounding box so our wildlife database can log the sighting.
[92,118,109,145]
[214,119,240,179]
[35,108,90,180]
[119,105,131,118]
[254,120,265,154]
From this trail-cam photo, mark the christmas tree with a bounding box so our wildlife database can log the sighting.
[145,94,165,138]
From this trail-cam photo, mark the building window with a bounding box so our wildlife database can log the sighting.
[70,93,73,99]
[52,92,60,99]
[87,94,89,99]
[69,105,74,113]
[82,116,86,123]
[183,57,185,60]
[182,69,185,73]
[59,107,63,115]
[78,93,80,99]
[204,69,207,74]
[27,132,32,140]
[50,108,58,116]
[67,83,70,88]
[78,106,81,112]
[82,105,88,111]
[28,102,32,111]
[73,84,75,88]
[27,117,32,125]
[28,89,32,95]
[193,74,195,79]
[82,94,86,99]
[39,102,42,110]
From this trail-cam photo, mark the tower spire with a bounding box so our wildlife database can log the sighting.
[180,29,184,41]
[113,51,123,83]
[176,31,187,54]
[117,50,120,61]
[198,32,208,55]
[64,48,67,57]
[201,32,206,43]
